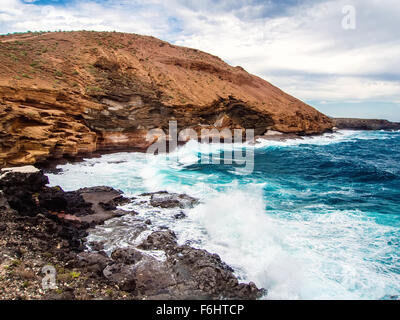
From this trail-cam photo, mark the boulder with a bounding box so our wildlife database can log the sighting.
[109,231,266,300]
[111,248,144,265]
[77,252,112,275]
[145,191,199,209]
[103,263,137,292]
[0,166,48,216]
[138,230,178,251]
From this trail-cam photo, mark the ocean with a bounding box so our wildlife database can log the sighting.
[47,130,400,300]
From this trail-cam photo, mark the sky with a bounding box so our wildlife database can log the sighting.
[1,0,400,121]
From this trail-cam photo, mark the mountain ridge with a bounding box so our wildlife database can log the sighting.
[0,31,333,167]
[332,118,400,131]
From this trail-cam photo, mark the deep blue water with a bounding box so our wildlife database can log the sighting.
[49,130,400,299]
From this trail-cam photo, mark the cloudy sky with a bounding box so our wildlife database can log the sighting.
[1,0,400,120]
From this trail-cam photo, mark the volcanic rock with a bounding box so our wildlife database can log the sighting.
[144,191,199,209]
[0,168,266,300]
[0,166,49,216]
[76,251,112,276]
[0,166,130,227]
[104,230,265,300]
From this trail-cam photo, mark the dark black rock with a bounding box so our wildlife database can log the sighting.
[174,212,186,219]
[332,118,400,130]
[0,168,265,300]
[99,201,116,211]
[39,187,93,216]
[107,230,266,300]
[111,248,143,265]
[77,252,112,275]
[146,191,199,209]
[138,230,177,251]
[88,241,105,251]
[103,263,137,292]
[0,167,133,251]
[0,168,48,216]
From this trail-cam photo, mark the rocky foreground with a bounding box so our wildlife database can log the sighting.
[0,31,332,167]
[0,166,264,300]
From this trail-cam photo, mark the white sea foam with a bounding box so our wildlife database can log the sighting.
[181,186,304,299]
[47,129,400,300]
[167,184,400,300]
[253,130,373,149]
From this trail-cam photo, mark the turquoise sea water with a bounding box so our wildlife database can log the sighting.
[48,130,400,300]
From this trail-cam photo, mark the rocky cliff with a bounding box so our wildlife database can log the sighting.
[0,31,332,167]
[332,118,400,131]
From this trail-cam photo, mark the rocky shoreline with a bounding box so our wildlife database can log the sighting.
[33,126,386,173]
[332,118,400,131]
[0,166,265,300]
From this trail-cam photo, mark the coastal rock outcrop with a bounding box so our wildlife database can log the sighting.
[0,31,333,167]
[332,118,400,131]
[105,231,264,299]
[0,167,265,300]
[0,172,130,299]
[141,191,199,209]
[0,166,130,226]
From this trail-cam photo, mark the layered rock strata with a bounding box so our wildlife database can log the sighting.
[0,31,332,167]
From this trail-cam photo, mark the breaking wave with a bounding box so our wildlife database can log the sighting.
[48,130,400,299]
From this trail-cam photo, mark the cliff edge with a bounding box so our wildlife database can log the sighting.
[0,31,332,167]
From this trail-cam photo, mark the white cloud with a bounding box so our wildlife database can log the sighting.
[171,0,400,103]
[0,0,400,107]
[271,75,400,102]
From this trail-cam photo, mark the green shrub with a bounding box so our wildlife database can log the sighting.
[30,61,40,68]
[69,271,81,279]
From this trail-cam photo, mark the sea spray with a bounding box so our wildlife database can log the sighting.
[48,130,400,299]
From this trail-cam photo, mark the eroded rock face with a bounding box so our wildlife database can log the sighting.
[105,232,265,300]
[0,100,98,166]
[0,31,332,167]
[0,166,49,216]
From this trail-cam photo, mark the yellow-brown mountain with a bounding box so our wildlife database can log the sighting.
[0,31,332,166]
